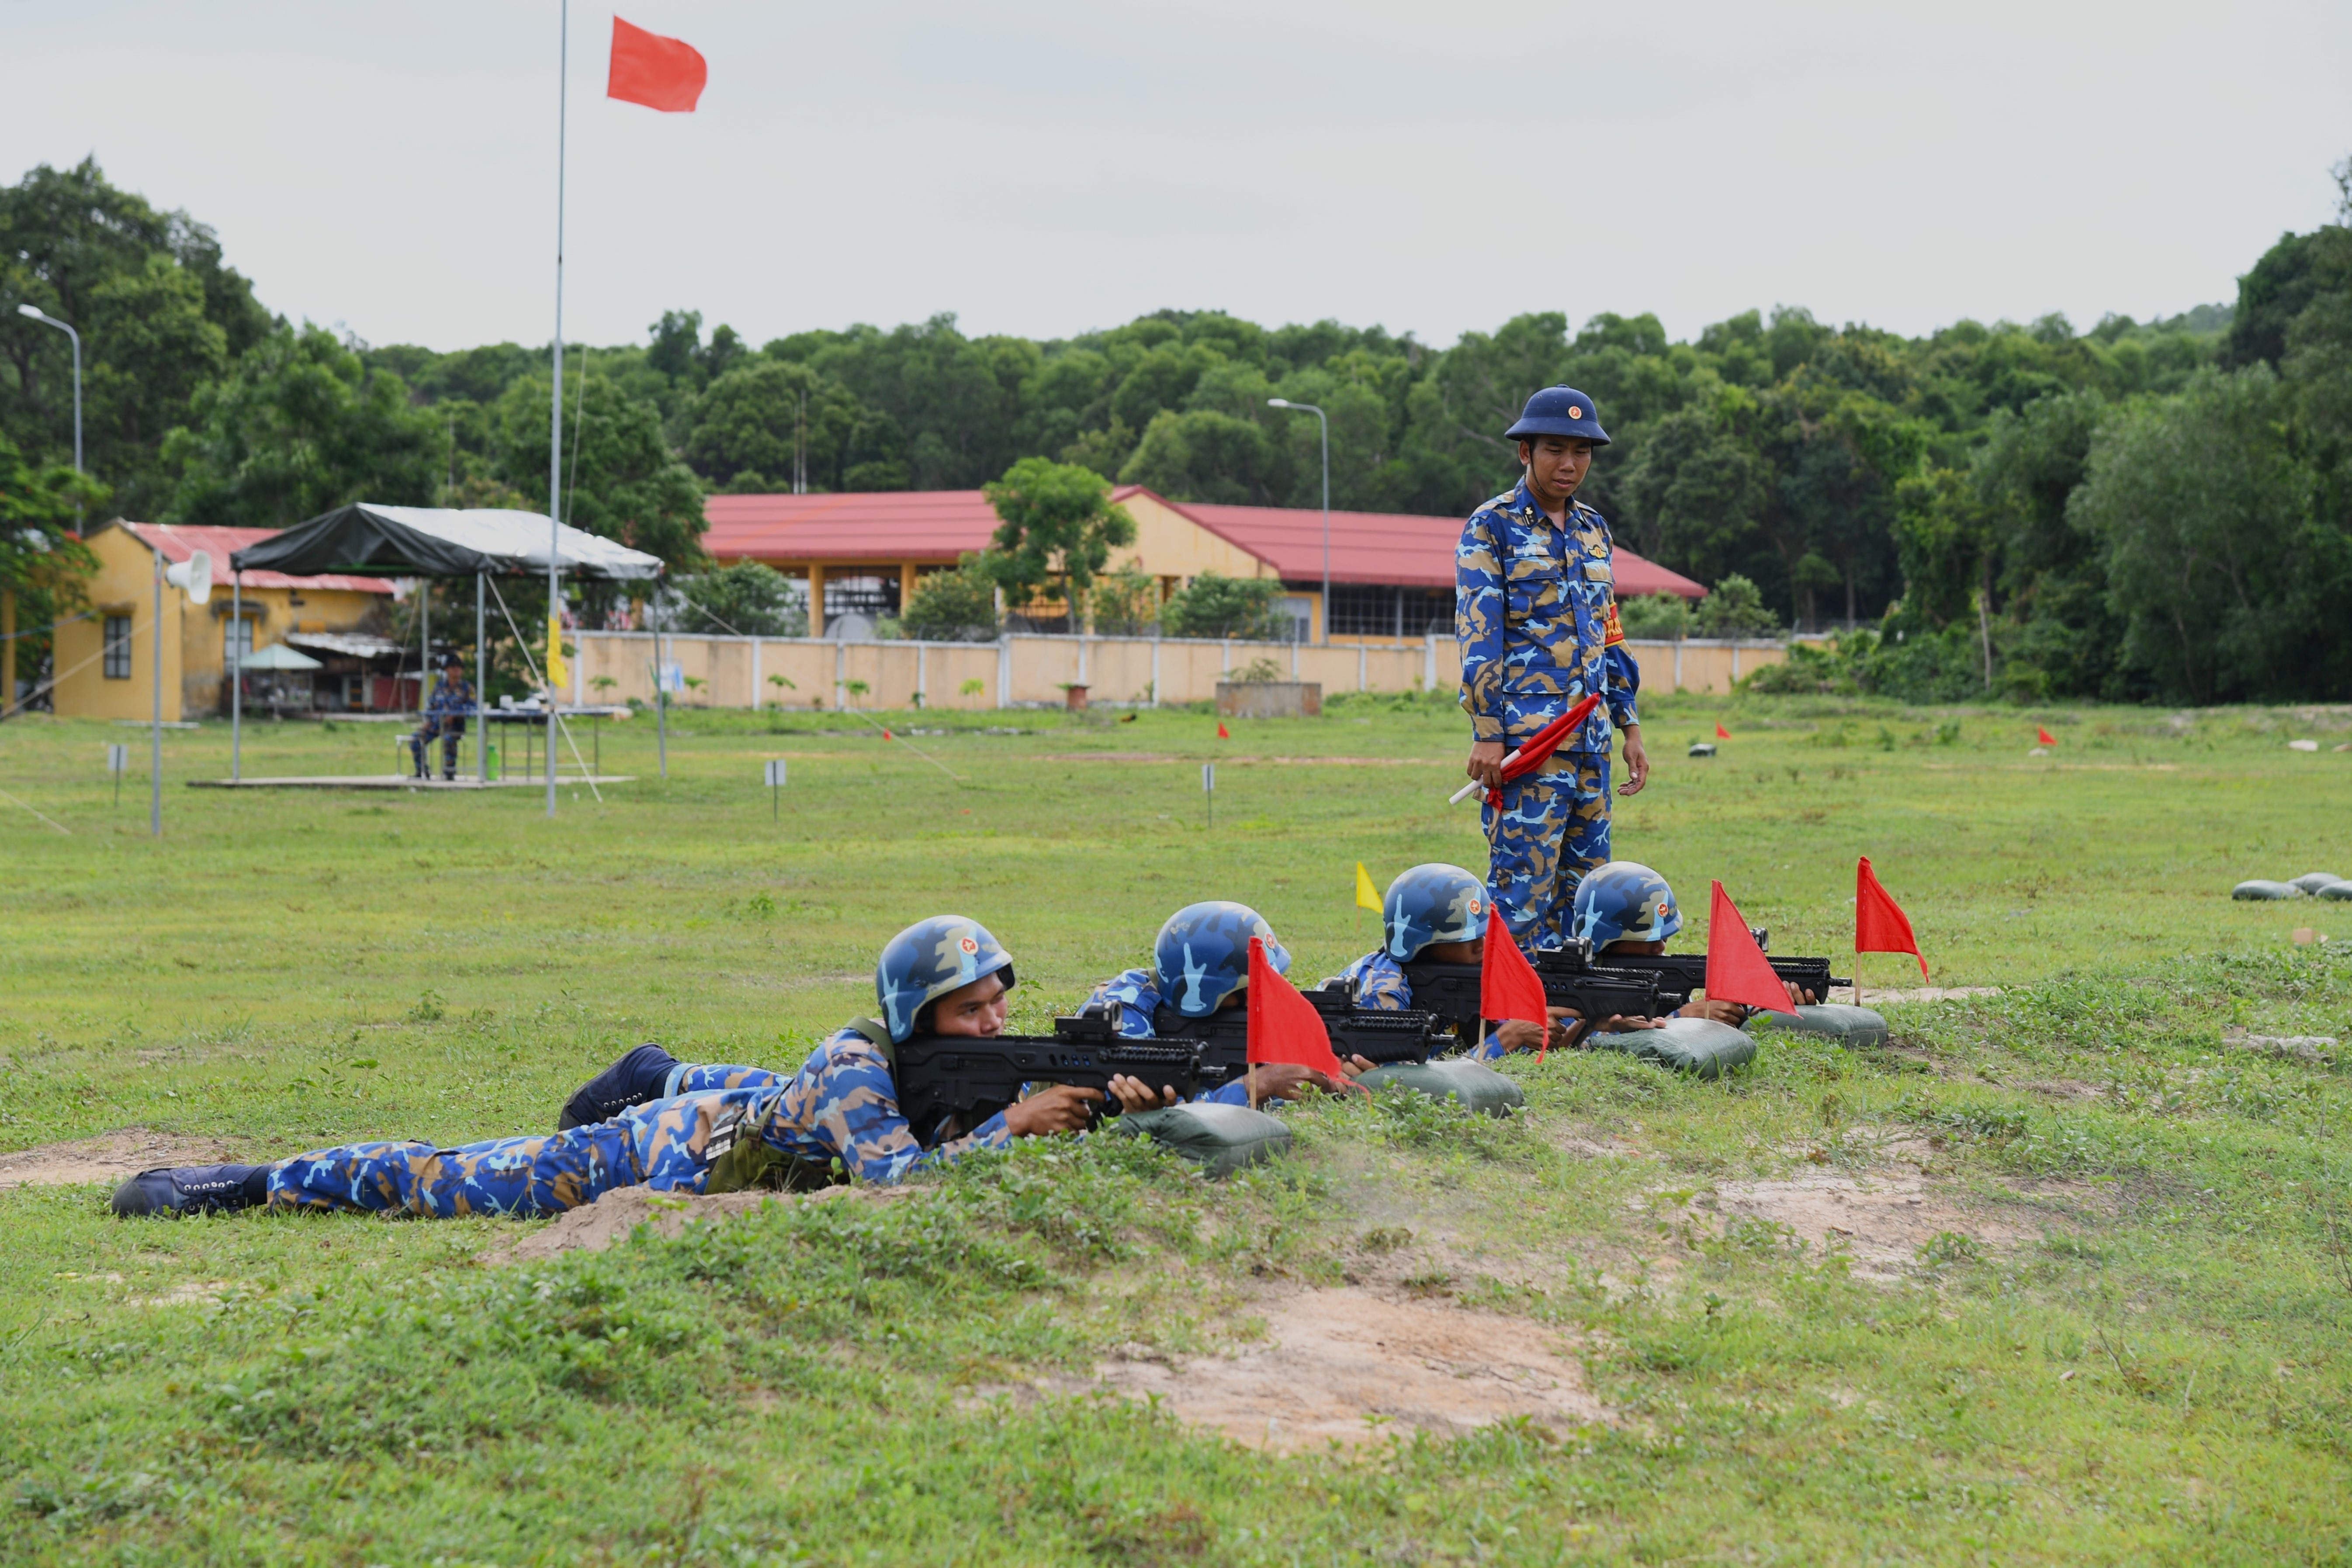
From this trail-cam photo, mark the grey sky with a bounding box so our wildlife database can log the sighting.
[9,1,2349,353]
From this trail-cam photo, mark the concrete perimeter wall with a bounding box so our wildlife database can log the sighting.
[570,631,1788,710]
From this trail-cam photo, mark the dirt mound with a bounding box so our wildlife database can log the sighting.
[0,1128,244,1190]
[1081,1287,1605,1451]
[483,1182,897,1266]
[1690,1167,2059,1282]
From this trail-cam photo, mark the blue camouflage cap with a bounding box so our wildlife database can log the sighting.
[1572,862,1682,948]
[1505,385,1611,446]
[876,915,1016,1043]
[1383,863,1490,962]
[1154,900,1289,1018]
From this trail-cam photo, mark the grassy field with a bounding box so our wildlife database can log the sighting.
[1,690,2349,1564]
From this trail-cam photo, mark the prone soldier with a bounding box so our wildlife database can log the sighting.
[111,916,1173,1219]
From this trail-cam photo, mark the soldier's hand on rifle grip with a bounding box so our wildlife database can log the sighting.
[1106,1074,1180,1114]
[1004,1083,1104,1137]
[1466,740,1507,794]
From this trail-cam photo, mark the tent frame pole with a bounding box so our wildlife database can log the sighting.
[476,571,488,783]
[230,572,242,782]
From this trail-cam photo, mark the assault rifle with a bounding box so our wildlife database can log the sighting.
[1576,931,1847,1010]
[892,1010,1202,1145]
[1143,986,1451,1091]
[1403,951,1666,1042]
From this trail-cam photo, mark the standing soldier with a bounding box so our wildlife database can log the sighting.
[409,651,475,782]
[1457,386,1650,952]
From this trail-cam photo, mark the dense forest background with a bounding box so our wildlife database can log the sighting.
[7,156,2352,704]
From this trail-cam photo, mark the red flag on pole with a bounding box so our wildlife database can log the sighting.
[2036,726,2057,745]
[1704,882,1794,1014]
[1245,937,1342,1075]
[608,17,707,112]
[1715,722,1731,740]
[1448,694,1600,804]
[1856,856,1928,978]
[1216,722,1230,740]
[1480,922,1551,1058]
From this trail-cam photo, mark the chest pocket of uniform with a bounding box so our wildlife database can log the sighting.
[1504,548,1556,625]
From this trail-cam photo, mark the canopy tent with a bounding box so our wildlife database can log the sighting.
[222,505,661,788]
[236,643,323,672]
[228,503,663,581]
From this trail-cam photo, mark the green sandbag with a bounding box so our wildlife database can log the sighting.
[1107,1102,1290,1177]
[1355,1059,1525,1116]
[2293,871,2348,894]
[1588,1017,1756,1079]
[2321,883,2352,901]
[2233,879,2303,900]
[1746,1003,1891,1048]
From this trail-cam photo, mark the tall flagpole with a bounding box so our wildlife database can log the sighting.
[546,0,568,820]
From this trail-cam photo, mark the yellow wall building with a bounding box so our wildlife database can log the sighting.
[52,522,397,722]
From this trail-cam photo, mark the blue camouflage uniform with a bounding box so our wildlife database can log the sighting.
[266,1025,1008,1216]
[409,672,475,779]
[1457,477,1639,951]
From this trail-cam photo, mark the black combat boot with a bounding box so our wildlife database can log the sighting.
[556,1043,682,1130]
[111,1163,273,1218]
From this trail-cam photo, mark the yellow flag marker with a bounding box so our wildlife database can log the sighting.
[1355,862,1382,913]
[546,613,570,692]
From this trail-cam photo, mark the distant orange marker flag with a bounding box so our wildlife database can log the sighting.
[2036,726,2057,745]
[1855,856,1928,979]
[1216,722,1230,739]
[882,729,894,741]
[608,17,707,112]
[1244,937,1341,1078]
[1704,882,1796,1015]
[1479,920,1551,1059]
[1715,722,1731,740]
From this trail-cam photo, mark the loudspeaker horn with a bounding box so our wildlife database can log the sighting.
[165,549,212,606]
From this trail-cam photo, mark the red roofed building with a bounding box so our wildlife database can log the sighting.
[52,521,402,722]
[702,487,1702,640]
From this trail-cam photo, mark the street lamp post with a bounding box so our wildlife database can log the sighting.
[1267,398,1329,644]
[17,304,83,529]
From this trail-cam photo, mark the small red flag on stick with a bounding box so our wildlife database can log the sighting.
[1715,722,1731,740]
[1856,856,1927,978]
[1216,722,1230,740]
[1480,921,1551,1059]
[608,17,707,112]
[1447,693,1600,804]
[1704,882,1796,1015]
[2036,726,2057,745]
[1245,937,1342,1077]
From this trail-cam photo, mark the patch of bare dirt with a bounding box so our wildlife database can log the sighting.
[1067,1286,1606,1452]
[1686,1166,2087,1283]
[481,1181,904,1266]
[0,1128,243,1190]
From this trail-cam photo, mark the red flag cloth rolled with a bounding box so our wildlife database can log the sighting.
[608,17,707,112]
[1216,722,1230,739]
[1245,937,1342,1075]
[1856,856,1928,978]
[2036,726,2057,745]
[1715,722,1731,740]
[1479,921,1551,1058]
[1704,882,1797,1015]
[1499,693,1602,785]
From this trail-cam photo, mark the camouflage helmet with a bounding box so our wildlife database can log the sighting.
[1153,900,1289,1018]
[1383,863,1490,961]
[1571,862,1682,948]
[876,915,1016,1043]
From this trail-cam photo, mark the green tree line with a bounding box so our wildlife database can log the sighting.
[9,155,2352,703]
